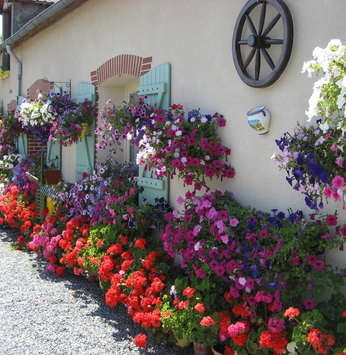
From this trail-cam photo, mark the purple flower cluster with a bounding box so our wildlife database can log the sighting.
[53,156,138,223]
[162,189,346,309]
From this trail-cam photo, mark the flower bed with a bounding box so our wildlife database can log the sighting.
[1,43,346,352]
[1,171,346,352]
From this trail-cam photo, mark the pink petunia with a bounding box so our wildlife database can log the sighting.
[326,215,338,226]
[176,196,184,205]
[332,190,342,201]
[312,259,325,270]
[217,117,227,127]
[229,217,239,227]
[332,175,345,189]
[324,186,334,198]
[336,156,344,167]
[303,298,315,310]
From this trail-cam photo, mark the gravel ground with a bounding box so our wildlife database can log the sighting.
[0,228,195,355]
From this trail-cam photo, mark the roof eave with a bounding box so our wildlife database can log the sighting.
[0,0,88,53]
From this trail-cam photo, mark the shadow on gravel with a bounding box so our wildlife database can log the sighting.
[1,227,194,355]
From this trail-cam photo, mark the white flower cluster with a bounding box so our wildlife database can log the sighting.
[18,95,58,127]
[0,153,23,170]
[302,39,346,122]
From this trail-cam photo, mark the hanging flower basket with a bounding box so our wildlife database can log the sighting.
[49,98,96,146]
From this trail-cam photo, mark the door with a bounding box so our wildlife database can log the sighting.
[137,63,171,206]
[75,83,96,180]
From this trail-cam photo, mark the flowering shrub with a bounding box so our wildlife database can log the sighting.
[0,153,23,170]
[17,90,94,145]
[102,224,178,342]
[11,151,43,195]
[17,92,58,141]
[0,111,24,145]
[49,98,96,146]
[96,96,156,153]
[160,274,228,346]
[96,98,234,188]
[136,104,235,188]
[274,39,346,210]
[162,189,346,351]
[0,184,39,232]
[52,156,138,222]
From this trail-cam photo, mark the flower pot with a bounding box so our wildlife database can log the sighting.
[247,106,271,135]
[174,333,191,347]
[86,273,99,283]
[46,197,56,216]
[212,344,225,355]
[79,123,89,139]
[45,170,61,185]
[193,342,213,355]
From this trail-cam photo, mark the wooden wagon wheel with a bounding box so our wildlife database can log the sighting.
[232,0,293,88]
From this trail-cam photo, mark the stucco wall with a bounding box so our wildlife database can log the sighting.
[1,0,346,266]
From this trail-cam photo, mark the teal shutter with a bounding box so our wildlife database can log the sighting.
[17,134,28,156]
[46,141,61,170]
[46,87,62,169]
[17,96,28,156]
[137,63,171,206]
[75,83,96,180]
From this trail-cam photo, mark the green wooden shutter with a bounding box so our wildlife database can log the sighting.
[137,63,171,206]
[17,134,28,156]
[17,96,28,156]
[46,87,62,169]
[75,83,96,180]
[46,141,61,170]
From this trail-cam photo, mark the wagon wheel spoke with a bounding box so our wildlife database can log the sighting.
[258,2,267,35]
[245,14,257,35]
[261,48,275,69]
[263,39,284,45]
[244,48,256,70]
[262,13,281,37]
[255,49,261,80]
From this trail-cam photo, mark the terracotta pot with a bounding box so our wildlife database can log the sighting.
[86,273,99,282]
[212,344,225,355]
[45,170,61,185]
[193,342,213,355]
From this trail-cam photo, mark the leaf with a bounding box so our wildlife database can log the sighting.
[246,340,258,353]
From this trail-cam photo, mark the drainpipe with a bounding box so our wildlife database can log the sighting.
[6,45,22,99]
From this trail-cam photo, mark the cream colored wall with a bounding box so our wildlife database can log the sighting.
[1,0,346,266]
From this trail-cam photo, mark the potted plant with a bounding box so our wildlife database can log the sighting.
[136,104,235,189]
[274,39,346,210]
[160,273,229,353]
[162,189,346,352]
[96,98,235,189]
[96,96,157,154]
[17,90,59,142]
[49,98,96,146]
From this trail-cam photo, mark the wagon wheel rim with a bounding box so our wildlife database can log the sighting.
[232,0,294,88]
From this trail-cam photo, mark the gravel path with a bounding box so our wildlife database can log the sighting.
[0,228,194,355]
